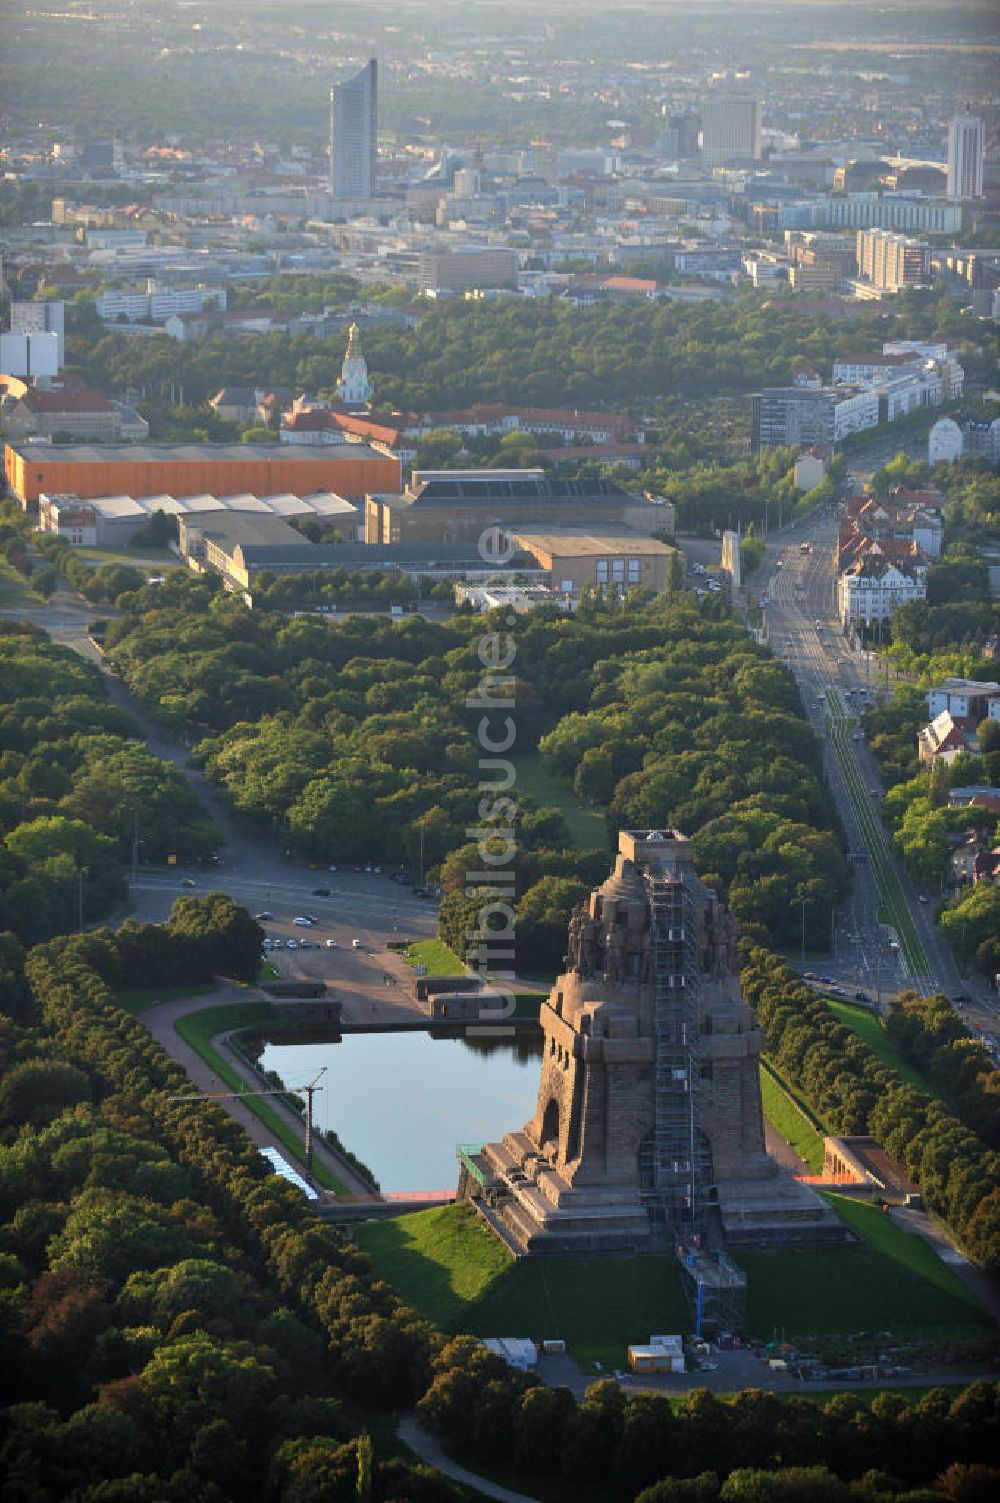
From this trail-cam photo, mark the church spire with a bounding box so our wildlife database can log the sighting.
[336,321,373,407]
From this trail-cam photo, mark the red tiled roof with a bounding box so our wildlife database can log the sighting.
[284,410,334,431]
[18,388,114,414]
[603,276,659,293]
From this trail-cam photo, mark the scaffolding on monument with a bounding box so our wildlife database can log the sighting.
[676,1242,747,1337]
[648,868,702,1231]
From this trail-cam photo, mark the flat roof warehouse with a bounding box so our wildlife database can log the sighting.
[4,439,401,506]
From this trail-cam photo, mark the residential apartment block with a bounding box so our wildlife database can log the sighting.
[95,284,227,324]
[926,679,1000,722]
[855,228,930,292]
[837,553,927,626]
[751,381,878,450]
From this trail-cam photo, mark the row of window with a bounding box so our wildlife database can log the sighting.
[595,558,643,584]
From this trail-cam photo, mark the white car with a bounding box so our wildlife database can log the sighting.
[286,939,299,950]
[325,938,339,949]
[352,939,363,950]
[293,916,316,927]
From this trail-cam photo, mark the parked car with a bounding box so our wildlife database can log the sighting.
[286,939,299,950]
[325,939,339,949]
[352,939,363,950]
[255,911,274,921]
[311,887,331,897]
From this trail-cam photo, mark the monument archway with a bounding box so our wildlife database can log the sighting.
[540,1098,560,1154]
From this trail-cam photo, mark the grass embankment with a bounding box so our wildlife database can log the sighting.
[0,559,41,606]
[405,938,464,974]
[740,1193,990,1340]
[759,1062,825,1172]
[512,752,607,852]
[173,1001,348,1196]
[355,1202,689,1372]
[825,998,937,1095]
[825,690,930,978]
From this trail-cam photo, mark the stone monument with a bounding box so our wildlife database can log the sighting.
[460,829,845,1255]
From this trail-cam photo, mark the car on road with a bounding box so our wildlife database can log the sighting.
[325,938,338,949]
[180,878,196,888]
[293,916,317,927]
[255,911,273,921]
[352,939,363,949]
[918,895,928,904]
[311,887,331,897]
[328,864,338,872]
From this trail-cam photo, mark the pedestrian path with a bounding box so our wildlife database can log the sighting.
[397,1416,540,1503]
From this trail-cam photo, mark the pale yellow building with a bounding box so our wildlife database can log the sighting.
[505,528,678,597]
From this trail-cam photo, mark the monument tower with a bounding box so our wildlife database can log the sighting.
[460,830,844,1256]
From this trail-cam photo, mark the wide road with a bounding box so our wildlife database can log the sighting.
[755,506,999,1030]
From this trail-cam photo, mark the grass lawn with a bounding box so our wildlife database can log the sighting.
[75,545,180,570]
[115,981,218,1016]
[825,999,937,1095]
[173,1001,348,1196]
[359,1191,991,1374]
[356,1202,689,1371]
[738,1193,990,1340]
[511,752,607,852]
[759,1064,825,1172]
[405,938,464,974]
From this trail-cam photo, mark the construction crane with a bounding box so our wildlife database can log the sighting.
[170,1066,328,1175]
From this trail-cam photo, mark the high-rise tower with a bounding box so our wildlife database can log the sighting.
[947,114,984,199]
[330,59,377,201]
[460,830,845,1255]
[700,93,762,167]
